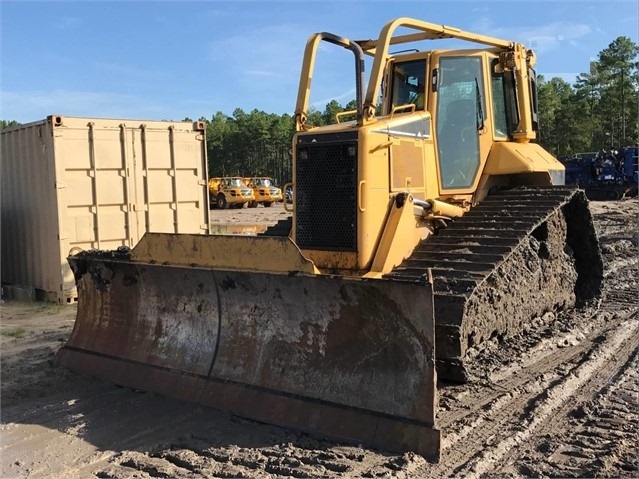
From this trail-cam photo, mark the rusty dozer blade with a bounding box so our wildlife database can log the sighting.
[55,234,440,460]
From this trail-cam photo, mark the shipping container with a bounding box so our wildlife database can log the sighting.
[1,115,210,303]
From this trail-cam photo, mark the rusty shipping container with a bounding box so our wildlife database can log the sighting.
[1,115,210,303]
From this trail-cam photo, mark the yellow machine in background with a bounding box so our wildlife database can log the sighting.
[56,18,602,461]
[243,177,283,207]
[208,176,254,209]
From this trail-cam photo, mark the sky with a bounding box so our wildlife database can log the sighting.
[1,0,638,124]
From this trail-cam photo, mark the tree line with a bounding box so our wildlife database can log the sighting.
[538,36,638,157]
[2,36,637,185]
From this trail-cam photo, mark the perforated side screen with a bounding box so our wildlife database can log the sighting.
[296,138,357,251]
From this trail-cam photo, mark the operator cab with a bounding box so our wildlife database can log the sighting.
[385,50,537,191]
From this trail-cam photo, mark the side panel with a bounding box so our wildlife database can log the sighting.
[484,141,565,175]
[56,257,440,459]
[0,120,59,296]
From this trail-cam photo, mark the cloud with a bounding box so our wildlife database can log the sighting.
[469,19,591,53]
[93,62,163,78]
[208,22,308,80]
[246,70,277,77]
[311,87,357,110]
[204,21,314,113]
[54,16,81,30]
[522,23,591,53]
[0,90,170,123]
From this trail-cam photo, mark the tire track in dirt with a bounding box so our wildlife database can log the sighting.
[509,349,639,478]
[438,304,635,444]
[445,318,638,478]
[429,315,637,476]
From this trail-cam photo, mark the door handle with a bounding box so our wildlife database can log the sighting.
[358,180,366,212]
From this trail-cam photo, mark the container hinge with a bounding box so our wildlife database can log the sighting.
[55,182,66,189]
[197,180,207,186]
[200,224,209,231]
[58,232,69,240]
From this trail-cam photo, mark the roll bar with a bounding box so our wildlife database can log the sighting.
[294,33,365,131]
[295,17,536,135]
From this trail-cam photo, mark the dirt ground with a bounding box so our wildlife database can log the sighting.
[1,199,637,478]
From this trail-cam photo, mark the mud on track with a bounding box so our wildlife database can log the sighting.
[1,199,637,478]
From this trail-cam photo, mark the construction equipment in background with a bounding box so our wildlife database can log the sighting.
[243,177,283,207]
[56,18,603,461]
[561,145,638,200]
[208,176,255,209]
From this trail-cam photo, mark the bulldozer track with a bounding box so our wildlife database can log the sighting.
[428,201,638,477]
[386,186,581,286]
[386,186,601,381]
[439,236,636,401]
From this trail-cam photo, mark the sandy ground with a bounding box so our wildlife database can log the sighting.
[1,199,637,478]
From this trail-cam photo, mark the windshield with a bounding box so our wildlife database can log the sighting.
[255,178,272,187]
[227,178,243,187]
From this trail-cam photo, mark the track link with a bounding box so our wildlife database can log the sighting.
[386,186,603,382]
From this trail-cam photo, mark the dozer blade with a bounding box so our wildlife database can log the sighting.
[55,234,440,460]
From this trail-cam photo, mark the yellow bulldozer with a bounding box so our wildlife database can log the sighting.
[55,18,602,461]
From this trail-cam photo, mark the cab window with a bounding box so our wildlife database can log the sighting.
[490,58,518,137]
[390,59,427,110]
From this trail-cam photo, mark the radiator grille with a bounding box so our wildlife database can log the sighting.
[296,140,357,251]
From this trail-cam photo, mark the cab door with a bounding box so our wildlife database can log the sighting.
[432,53,488,192]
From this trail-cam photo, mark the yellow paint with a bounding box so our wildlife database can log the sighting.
[367,195,432,275]
[131,233,318,274]
[484,142,565,175]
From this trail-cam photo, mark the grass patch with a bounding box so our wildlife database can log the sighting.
[34,302,62,315]
[1,327,26,339]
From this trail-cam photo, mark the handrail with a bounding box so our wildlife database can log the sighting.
[294,33,365,132]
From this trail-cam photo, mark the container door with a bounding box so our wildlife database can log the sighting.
[58,121,136,253]
[134,125,208,235]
